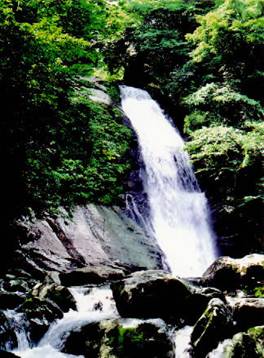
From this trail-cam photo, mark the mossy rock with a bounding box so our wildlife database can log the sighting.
[103,320,174,358]
[63,319,174,358]
[191,298,233,357]
[223,326,264,357]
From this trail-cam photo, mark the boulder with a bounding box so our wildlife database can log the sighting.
[60,266,125,286]
[191,298,233,357]
[202,254,264,291]
[231,298,264,332]
[111,270,224,323]
[63,318,174,358]
[30,283,76,312]
[111,270,192,322]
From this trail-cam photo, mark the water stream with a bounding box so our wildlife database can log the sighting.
[120,86,216,277]
[11,286,118,358]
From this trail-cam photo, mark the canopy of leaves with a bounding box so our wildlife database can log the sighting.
[187,0,264,102]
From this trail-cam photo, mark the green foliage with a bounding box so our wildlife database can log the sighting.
[186,123,264,252]
[186,124,264,194]
[183,83,263,132]
[105,0,218,118]
[22,90,133,211]
[187,0,264,102]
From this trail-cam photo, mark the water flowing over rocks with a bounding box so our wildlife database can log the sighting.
[0,235,263,357]
[17,297,63,344]
[0,313,18,351]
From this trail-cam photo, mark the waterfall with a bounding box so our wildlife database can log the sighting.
[120,86,216,277]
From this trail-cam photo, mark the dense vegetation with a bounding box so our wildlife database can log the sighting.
[0,0,134,225]
[0,0,263,258]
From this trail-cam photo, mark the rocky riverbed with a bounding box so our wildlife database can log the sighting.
[0,205,263,357]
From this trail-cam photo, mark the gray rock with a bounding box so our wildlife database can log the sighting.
[111,270,192,321]
[14,205,164,277]
[0,352,20,358]
[191,298,233,357]
[89,88,112,106]
[0,292,24,310]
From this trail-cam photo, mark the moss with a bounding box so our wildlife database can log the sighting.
[253,287,264,298]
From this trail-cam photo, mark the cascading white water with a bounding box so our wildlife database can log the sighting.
[12,285,118,358]
[120,86,216,277]
[174,326,193,358]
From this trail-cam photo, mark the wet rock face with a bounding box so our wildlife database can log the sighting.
[63,319,175,358]
[111,270,224,324]
[202,254,264,291]
[13,205,164,278]
[191,298,233,357]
